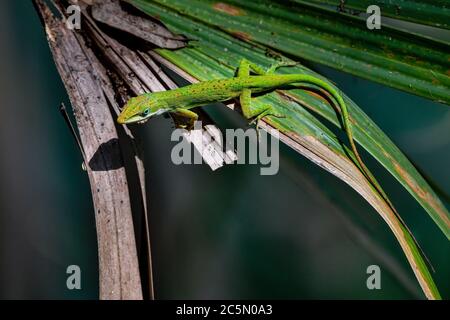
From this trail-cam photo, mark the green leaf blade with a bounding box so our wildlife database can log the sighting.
[129,0,449,298]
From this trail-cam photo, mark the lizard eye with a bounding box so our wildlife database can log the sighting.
[141,108,150,117]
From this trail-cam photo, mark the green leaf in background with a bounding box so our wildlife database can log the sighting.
[126,0,450,298]
[137,0,450,105]
[297,0,450,30]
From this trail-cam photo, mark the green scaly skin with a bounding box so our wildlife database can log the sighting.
[118,58,404,232]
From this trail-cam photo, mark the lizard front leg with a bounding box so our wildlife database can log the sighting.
[172,108,199,130]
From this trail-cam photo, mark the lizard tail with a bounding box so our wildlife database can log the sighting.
[290,75,433,270]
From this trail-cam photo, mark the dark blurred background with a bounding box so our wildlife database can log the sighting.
[0,1,448,299]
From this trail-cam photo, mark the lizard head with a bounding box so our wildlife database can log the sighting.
[117,94,167,124]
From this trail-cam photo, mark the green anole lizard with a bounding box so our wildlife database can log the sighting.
[117,58,431,270]
[118,58,369,184]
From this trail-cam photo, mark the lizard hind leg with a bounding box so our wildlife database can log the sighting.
[266,60,298,74]
[249,106,285,126]
[237,59,287,135]
[236,58,298,77]
[250,105,286,140]
[239,88,285,138]
[237,58,267,77]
